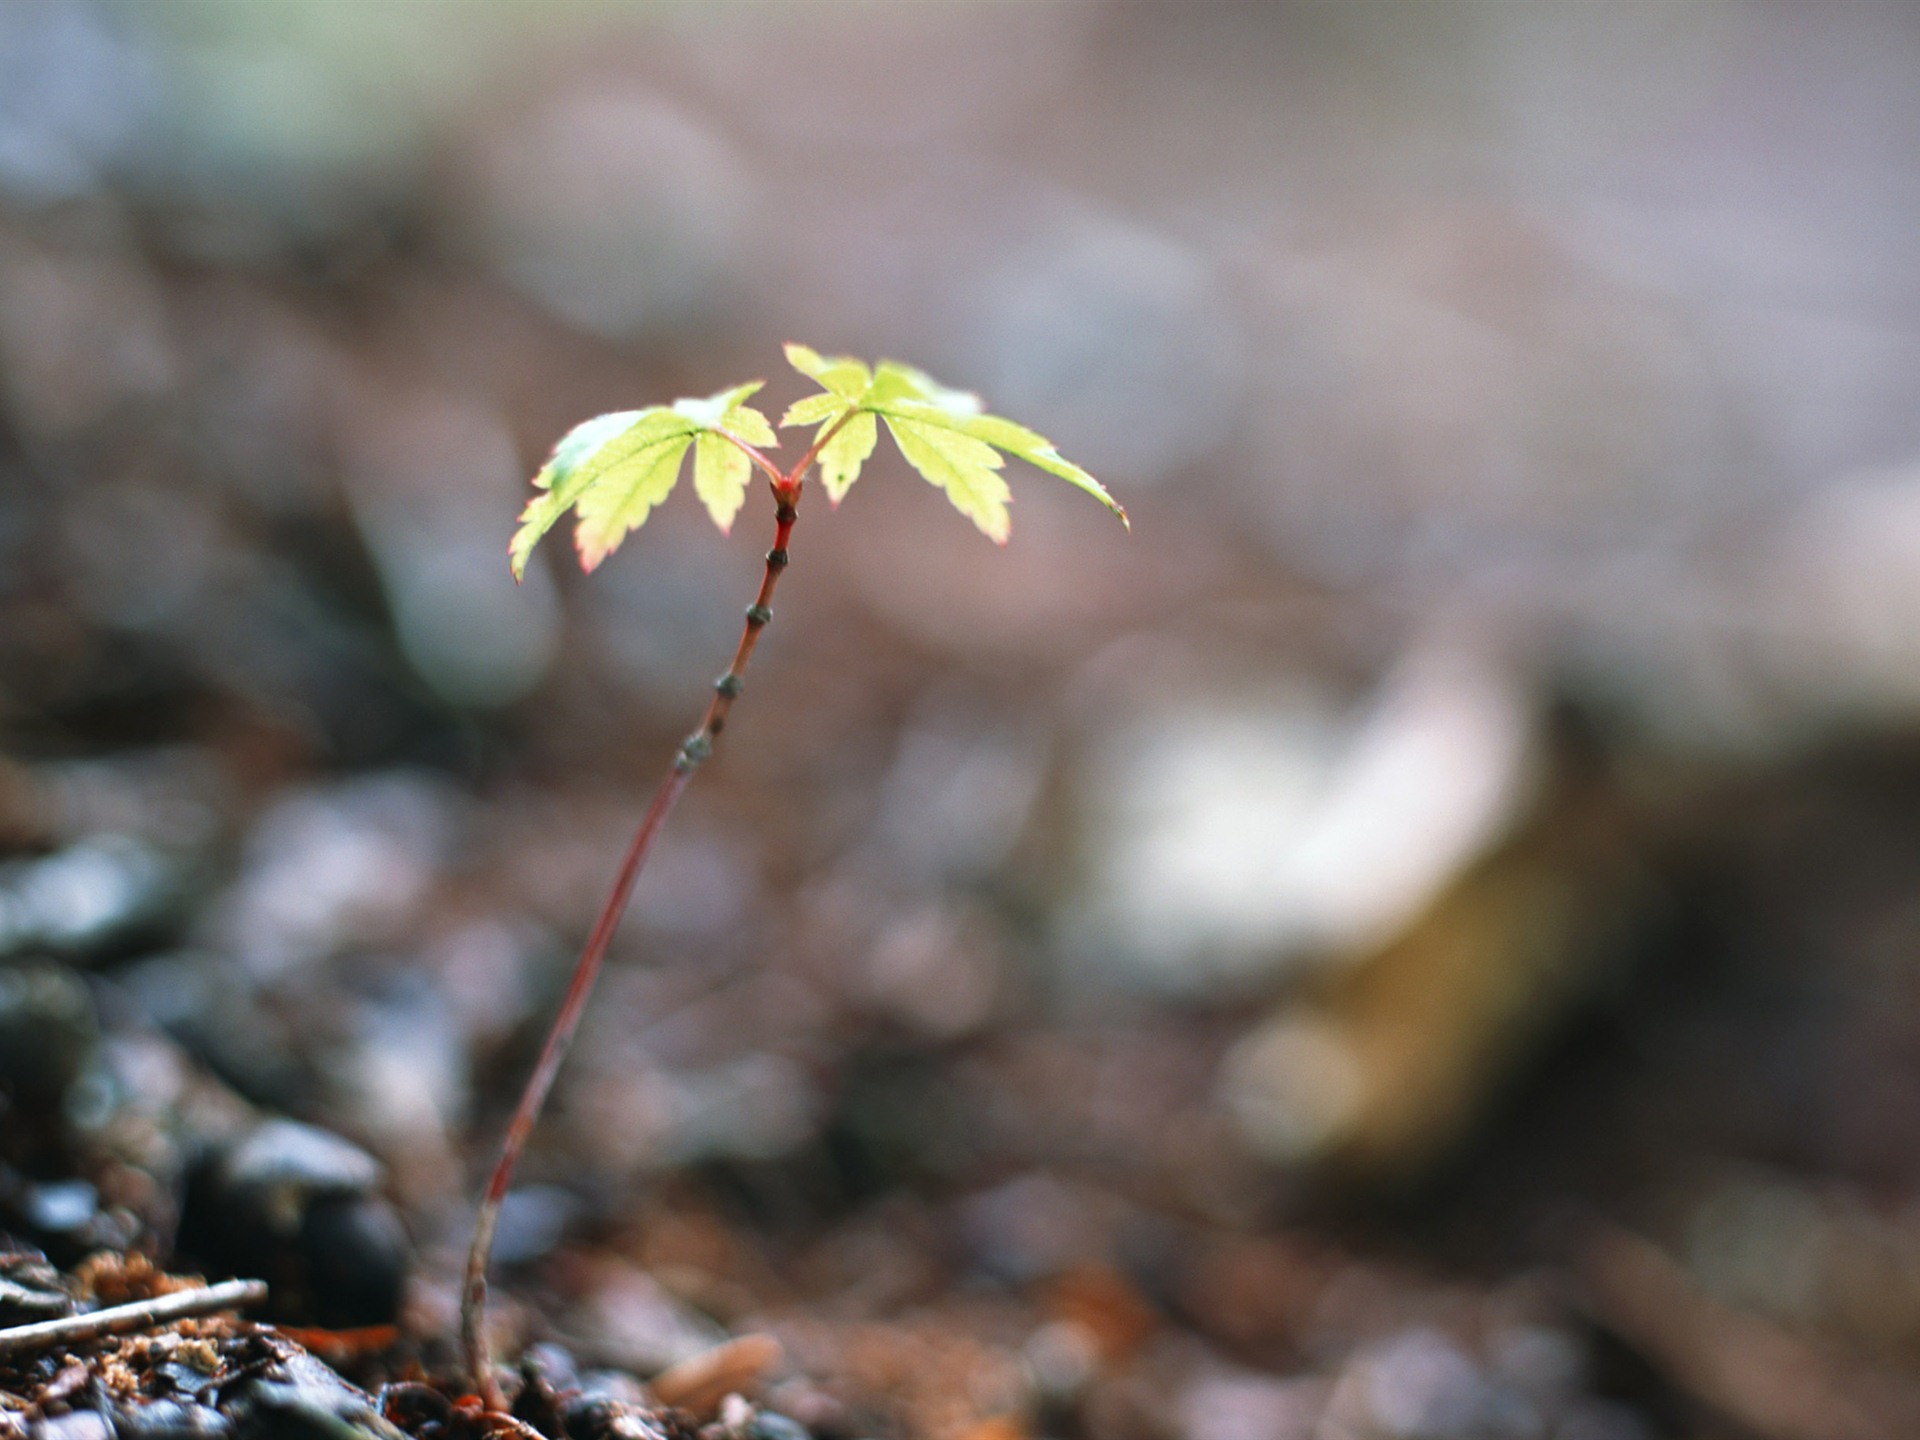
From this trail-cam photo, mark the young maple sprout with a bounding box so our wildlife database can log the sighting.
[463,343,1125,1407]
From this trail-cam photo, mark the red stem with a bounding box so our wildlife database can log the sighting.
[715,428,786,489]
[462,479,804,1407]
[787,408,857,485]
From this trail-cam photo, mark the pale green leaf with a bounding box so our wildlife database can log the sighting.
[672,382,775,446]
[783,343,871,402]
[778,346,1126,536]
[533,408,689,496]
[722,402,777,447]
[693,430,751,533]
[779,392,844,428]
[869,360,980,415]
[818,409,877,504]
[671,381,756,430]
[572,434,695,571]
[935,410,1119,519]
[511,408,688,579]
[509,380,784,578]
[883,414,1012,544]
[509,485,573,580]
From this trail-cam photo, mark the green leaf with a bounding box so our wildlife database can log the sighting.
[508,486,574,581]
[817,409,877,504]
[682,382,774,533]
[693,431,751,534]
[779,392,843,428]
[779,343,1126,538]
[508,382,775,577]
[883,414,1012,544]
[783,343,870,402]
[573,433,695,571]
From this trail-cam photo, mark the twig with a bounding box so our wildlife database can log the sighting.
[1580,1223,1920,1440]
[0,1279,266,1360]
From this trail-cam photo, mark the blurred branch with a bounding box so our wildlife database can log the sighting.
[0,1279,266,1359]
[1580,1224,1920,1440]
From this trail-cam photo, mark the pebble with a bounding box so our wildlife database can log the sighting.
[0,959,98,1101]
[119,952,310,1113]
[746,1413,812,1440]
[112,1400,231,1438]
[176,1119,408,1327]
[0,1251,72,1323]
[0,836,189,964]
[27,1414,112,1440]
[224,1351,406,1440]
[20,1181,96,1236]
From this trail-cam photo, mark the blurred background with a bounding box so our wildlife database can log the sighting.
[5,2,1920,1436]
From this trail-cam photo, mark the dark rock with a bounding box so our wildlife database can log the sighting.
[296,1190,410,1327]
[20,1182,96,1237]
[0,836,194,965]
[112,1399,232,1437]
[561,1395,673,1440]
[119,953,310,1113]
[0,1249,72,1323]
[512,1344,581,1437]
[27,1414,112,1440]
[218,1120,383,1204]
[374,1382,448,1437]
[0,961,99,1102]
[745,1414,810,1440]
[176,1120,409,1327]
[224,1351,406,1440]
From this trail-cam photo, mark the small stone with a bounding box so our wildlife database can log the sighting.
[21,1181,97,1235]
[224,1351,406,1440]
[112,1399,232,1437]
[29,1414,113,1440]
[0,1250,73,1323]
[0,835,187,964]
[747,1413,811,1440]
[0,959,99,1100]
[176,1119,409,1327]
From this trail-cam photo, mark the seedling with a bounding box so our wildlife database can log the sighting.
[463,344,1124,1404]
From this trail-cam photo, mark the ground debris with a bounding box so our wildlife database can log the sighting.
[0,1254,788,1440]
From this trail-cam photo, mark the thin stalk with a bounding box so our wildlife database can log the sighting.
[715,429,786,489]
[0,1279,267,1359]
[462,478,805,1408]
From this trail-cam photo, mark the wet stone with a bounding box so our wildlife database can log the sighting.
[561,1394,675,1440]
[120,952,311,1113]
[375,1382,448,1437]
[0,960,99,1102]
[223,1350,406,1440]
[112,1399,232,1438]
[27,1414,112,1440]
[19,1182,96,1238]
[176,1120,409,1327]
[510,1344,581,1436]
[0,836,192,965]
[0,1251,71,1324]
